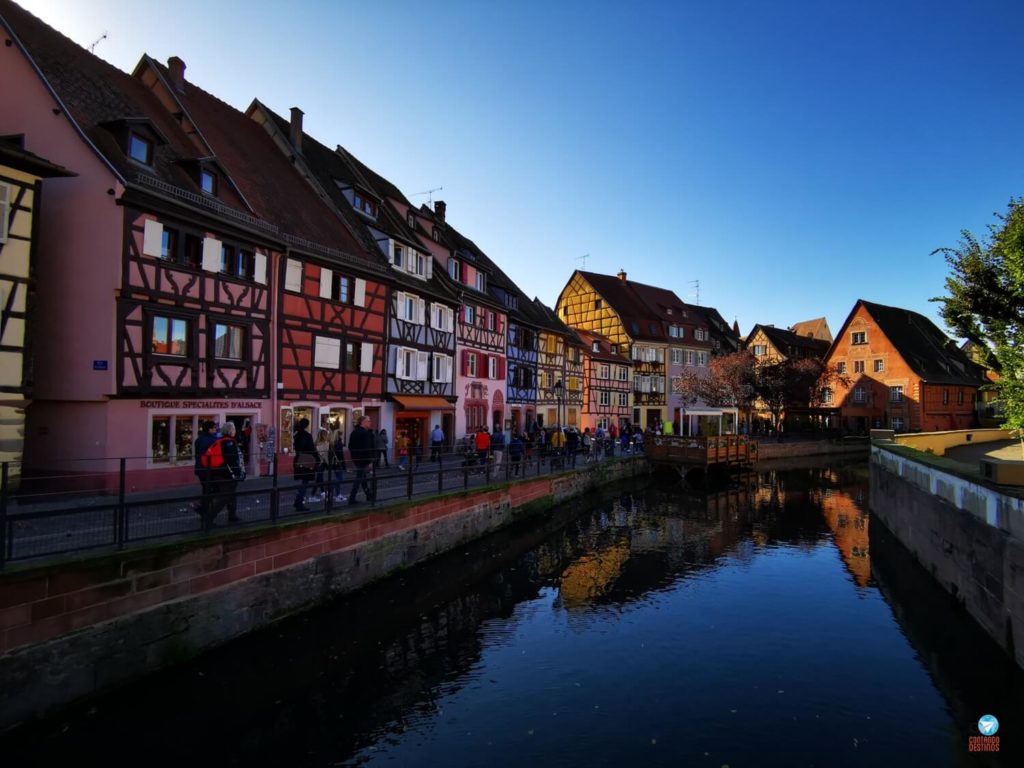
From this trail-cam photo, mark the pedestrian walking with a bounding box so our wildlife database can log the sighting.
[313,428,331,501]
[193,420,218,520]
[328,423,347,502]
[375,428,390,469]
[430,423,445,462]
[347,415,376,503]
[491,426,505,469]
[474,426,491,469]
[396,431,410,469]
[292,418,316,511]
[205,422,244,525]
[509,432,524,476]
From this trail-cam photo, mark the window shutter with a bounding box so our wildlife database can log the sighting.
[416,298,426,325]
[425,256,433,280]
[285,258,303,292]
[142,219,163,257]
[498,357,506,380]
[313,336,341,368]
[319,267,333,299]
[396,347,407,379]
[496,314,505,334]
[461,349,470,376]
[201,237,221,272]
[253,251,268,284]
[395,291,405,319]
[354,278,366,307]
[417,351,429,380]
[360,342,373,372]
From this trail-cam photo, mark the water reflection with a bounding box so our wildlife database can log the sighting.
[3,458,1021,767]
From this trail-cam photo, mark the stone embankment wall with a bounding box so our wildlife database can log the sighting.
[870,444,1024,669]
[0,458,645,729]
[755,440,868,461]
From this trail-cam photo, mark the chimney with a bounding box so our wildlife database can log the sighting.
[289,107,304,154]
[167,56,186,93]
[617,269,627,281]
[434,200,446,222]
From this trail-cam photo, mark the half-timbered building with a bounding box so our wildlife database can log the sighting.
[0,137,73,488]
[532,299,583,429]
[247,103,460,449]
[573,329,631,432]
[1,5,285,487]
[408,202,508,440]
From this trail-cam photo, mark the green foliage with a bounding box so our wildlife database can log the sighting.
[935,198,1024,449]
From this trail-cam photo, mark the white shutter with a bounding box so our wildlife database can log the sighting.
[395,291,406,320]
[396,347,407,379]
[354,278,366,307]
[201,237,221,272]
[313,336,341,368]
[425,256,433,280]
[444,355,453,382]
[253,251,268,284]
[142,219,163,257]
[319,267,333,299]
[285,258,303,292]
[416,298,426,325]
[360,342,373,372]
[417,351,429,380]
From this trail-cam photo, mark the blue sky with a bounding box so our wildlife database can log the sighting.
[16,0,1024,339]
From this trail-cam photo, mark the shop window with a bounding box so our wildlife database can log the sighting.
[152,315,189,356]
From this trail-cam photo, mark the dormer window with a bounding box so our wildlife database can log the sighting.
[200,169,217,196]
[393,243,404,268]
[432,227,441,243]
[592,341,600,352]
[475,272,486,292]
[352,192,377,218]
[407,211,415,229]
[128,133,153,165]
[448,259,463,282]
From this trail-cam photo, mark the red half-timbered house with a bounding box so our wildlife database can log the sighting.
[136,61,392,453]
[574,329,632,432]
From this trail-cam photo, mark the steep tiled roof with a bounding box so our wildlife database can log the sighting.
[749,324,830,358]
[147,61,370,259]
[790,317,832,343]
[0,136,75,177]
[577,271,706,343]
[572,328,629,364]
[532,297,578,337]
[858,300,987,386]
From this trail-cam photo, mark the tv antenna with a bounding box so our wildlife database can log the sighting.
[89,31,108,53]
[688,279,700,305]
[412,186,443,205]
[576,253,589,270]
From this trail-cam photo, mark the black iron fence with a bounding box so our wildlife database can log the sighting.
[0,441,639,569]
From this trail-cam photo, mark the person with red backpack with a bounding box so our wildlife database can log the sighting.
[193,420,218,522]
[204,422,244,526]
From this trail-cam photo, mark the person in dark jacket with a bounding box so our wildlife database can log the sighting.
[347,415,376,504]
[292,417,316,511]
[193,420,218,520]
[206,422,244,525]
[508,432,524,476]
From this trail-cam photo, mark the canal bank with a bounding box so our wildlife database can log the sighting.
[869,442,1024,670]
[0,456,647,730]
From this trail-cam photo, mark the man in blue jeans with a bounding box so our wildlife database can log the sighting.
[347,415,376,503]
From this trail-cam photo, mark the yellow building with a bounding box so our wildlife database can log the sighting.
[0,139,74,488]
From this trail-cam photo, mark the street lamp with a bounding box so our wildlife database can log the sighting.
[553,379,564,429]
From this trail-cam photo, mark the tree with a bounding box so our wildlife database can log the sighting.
[934,198,1024,451]
[671,351,757,428]
[752,358,848,435]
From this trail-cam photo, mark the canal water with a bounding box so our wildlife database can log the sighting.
[3,458,1022,767]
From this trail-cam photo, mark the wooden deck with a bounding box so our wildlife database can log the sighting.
[645,435,758,470]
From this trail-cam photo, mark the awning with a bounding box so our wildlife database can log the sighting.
[392,395,454,410]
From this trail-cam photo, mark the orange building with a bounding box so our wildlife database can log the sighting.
[824,300,986,434]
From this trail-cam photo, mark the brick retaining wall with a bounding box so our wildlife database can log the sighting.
[0,458,644,729]
[755,439,868,461]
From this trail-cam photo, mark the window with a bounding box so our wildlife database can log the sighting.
[393,243,404,269]
[432,304,454,332]
[433,354,452,383]
[598,364,610,380]
[200,170,217,196]
[352,192,376,217]
[219,244,254,279]
[671,349,683,364]
[874,359,884,373]
[753,344,767,357]
[344,342,359,371]
[891,416,904,432]
[592,341,600,352]
[475,272,486,292]
[851,331,867,345]
[599,391,610,406]
[597,417,609,431]
[942,389,949,405]
[618,392,628,407]
[182,234,202,269]
[432,227,441,243]
[822,388,833,404]
[618,366,628,381]
[487,311,496,331]
[594,299,602,310]
[338,275,352,304]
[836,361,846,374]
[448,259,463,282]
[468,353,478,377]
[407,211,415,229]
[697,352,708,366]
[694,329,708,341]
[489,356,499,379]
[152,315,189,356]
[150,413,217,465]
[128,133,153,165]
[314,336,341,369]
[854,386,866,403]
[213,323,244,360]
[957,390,964,405]
[160,227,177,261]
[890,386,903,402]
[396,292,425,324]
[668,325,684,338]
[854,360,865,373]
[396,347,417,379]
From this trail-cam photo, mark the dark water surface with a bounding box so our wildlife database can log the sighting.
[3,458,1022,767]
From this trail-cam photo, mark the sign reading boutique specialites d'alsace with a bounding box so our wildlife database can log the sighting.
[139,401,264,409]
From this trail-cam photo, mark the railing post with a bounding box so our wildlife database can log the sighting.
[0,462,8,569]
[116,457,127,548]
[407,454,414,500]
[270,451,279,523]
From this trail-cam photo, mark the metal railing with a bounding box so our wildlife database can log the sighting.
[0,443,642,569]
